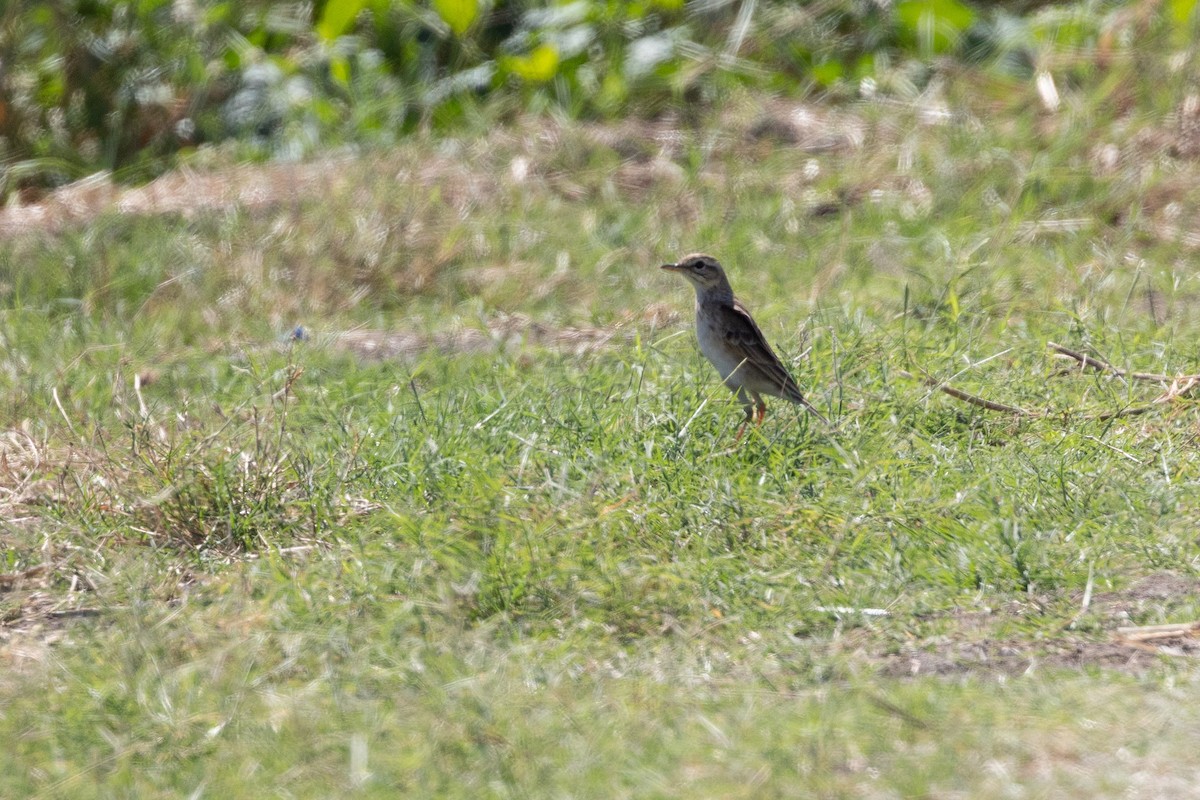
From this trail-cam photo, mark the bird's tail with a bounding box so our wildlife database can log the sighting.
[799,397,830,427]
[782,383,831,427]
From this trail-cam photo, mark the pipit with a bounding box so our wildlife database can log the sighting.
[662,253,828,435]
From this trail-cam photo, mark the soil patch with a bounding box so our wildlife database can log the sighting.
[329,306,680,361]
[879,573,1200,678]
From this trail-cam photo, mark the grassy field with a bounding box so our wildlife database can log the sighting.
[4,73,1200,796]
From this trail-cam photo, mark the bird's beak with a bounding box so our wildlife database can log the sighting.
[660,262,680,271]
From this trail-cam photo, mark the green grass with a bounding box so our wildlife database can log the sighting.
[5,71,1200,795]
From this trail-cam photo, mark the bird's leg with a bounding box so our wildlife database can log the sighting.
[735,401,754,441]
[755,399,767,426]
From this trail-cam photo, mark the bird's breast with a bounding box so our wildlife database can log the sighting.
[695,313,746,387]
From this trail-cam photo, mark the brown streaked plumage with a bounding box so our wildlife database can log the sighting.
[661,253,828,435]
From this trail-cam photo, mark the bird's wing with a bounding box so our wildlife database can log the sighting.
[718,299,801,393]
[720,298,828,422]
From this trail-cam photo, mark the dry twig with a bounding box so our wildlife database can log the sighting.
[1116,621,1200,643]
[906,345,1200,420]
[1048,341,1200,410]
[1092,404,1162,421]
[899,370,1033,416]
[1047,342,1192,384]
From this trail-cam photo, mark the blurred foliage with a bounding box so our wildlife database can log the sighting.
[0,0,1197,198]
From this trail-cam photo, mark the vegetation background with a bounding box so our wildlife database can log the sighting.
[4,0,1200,796]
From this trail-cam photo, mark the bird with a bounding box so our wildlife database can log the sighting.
[661,253,828,436]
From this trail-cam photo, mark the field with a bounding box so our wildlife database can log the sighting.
[4,78,1200,796]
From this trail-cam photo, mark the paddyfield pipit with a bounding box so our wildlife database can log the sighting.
[662,253,828,434]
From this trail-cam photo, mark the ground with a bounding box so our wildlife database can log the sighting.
[3,85,1200,797]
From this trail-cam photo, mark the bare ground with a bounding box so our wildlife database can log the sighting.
[879,572,1200,678]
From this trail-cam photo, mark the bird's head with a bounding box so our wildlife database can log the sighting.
[660,253,729,292]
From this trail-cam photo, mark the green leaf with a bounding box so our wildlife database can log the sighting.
[502,44,560,83]
[433,0,479,37]
[1169,0,1198,24]
[317,0,368,40]
[854,53,876,79]
[598,72,627,114]
[811,61,843,86]
[896,0,976,54]
[330,56,351,86]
